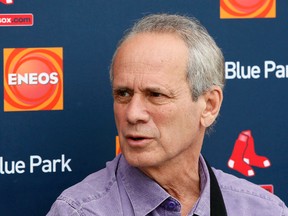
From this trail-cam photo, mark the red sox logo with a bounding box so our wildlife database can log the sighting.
[228,130,271,177]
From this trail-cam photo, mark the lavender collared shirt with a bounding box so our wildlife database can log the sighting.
[47,154,288,216]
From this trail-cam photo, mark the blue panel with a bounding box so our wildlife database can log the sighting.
[0,0,287,214]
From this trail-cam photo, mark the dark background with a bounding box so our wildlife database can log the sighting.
[0,1,287,215]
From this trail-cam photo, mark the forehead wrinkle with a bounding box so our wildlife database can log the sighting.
[113,33,190,97]
[114,62,188,96]
[115,60,167,74]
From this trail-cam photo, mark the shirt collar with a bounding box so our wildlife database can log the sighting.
[117,155,170,215]
[117,154,211,216]
[192,155,211,216]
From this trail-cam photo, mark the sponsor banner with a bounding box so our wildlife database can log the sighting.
[0,154,72,175]
[220,0,276,19]
[225,60,288,80]
[3,47,63,112]
[0,14,33,27]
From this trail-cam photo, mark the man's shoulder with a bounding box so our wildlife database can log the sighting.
[47,156,123,215]
[213,167,287,215]
[58,155,121,206]
[213,167,278,201]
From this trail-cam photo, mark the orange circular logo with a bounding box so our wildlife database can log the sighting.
[220,0,276,18]
[4,47,63,111]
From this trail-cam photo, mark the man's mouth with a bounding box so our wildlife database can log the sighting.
[125,134,153,146]
[130,137,145,141]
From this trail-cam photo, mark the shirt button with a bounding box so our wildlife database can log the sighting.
[162,198,180,211]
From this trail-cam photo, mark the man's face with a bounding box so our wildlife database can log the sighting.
[112,32,206,169]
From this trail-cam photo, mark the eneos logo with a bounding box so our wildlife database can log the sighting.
[3,47,63,112]
[220,0,276,19]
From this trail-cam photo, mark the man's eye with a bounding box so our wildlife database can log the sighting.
[113,89,132,103]
[150,92,163,97]
[118,90,130,97]
[148,91,171,105]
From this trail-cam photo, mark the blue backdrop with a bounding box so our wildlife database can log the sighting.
[0,0,287,215]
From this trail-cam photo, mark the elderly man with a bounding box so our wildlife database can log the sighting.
[47,14,288,216]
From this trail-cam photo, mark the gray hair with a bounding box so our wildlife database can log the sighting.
[110,13,225,101]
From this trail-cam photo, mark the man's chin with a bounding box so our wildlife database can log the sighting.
[123,152,157,168]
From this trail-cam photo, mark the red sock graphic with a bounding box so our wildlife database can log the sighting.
[0,0,13,4]
[228,133,255,177]
[241,130,271,168]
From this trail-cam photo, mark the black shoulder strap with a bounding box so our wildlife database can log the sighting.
[204,158,227,216]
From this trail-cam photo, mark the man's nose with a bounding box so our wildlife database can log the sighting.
[126,94,150,124]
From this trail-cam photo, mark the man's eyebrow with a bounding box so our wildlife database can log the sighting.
[113,86,175,96]
[144,87,162,92]
[143,86,175,96]
[113,86,130,91]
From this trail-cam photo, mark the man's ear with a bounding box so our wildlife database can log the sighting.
[200,86,223,128]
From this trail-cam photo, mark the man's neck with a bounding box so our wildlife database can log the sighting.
[139,150,201,216]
